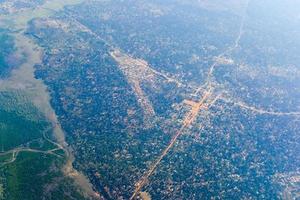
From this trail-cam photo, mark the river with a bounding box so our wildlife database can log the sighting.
[0,0,97,198]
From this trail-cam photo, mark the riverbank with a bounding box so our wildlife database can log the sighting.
[0,0,96,198]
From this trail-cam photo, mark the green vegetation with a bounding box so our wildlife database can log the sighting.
[0,91,44,121]
[0,91,85,200]
[3,152,59,200]
[0,182,3,200]
[27,138,57,151]
[0,91,48,151]
[0,153,12,163]
[0,109,48,151]
[1,152,83,200]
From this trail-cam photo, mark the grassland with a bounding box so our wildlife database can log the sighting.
[0,91,86,200]
[0,93,48,151]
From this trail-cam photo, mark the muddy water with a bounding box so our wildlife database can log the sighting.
[0,0,97,198]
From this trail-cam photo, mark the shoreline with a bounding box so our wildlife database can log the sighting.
[0,1,97,199]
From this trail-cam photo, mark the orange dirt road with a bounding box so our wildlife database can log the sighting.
[130,90,213,200]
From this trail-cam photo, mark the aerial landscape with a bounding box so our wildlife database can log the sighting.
[0,0,300,199]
